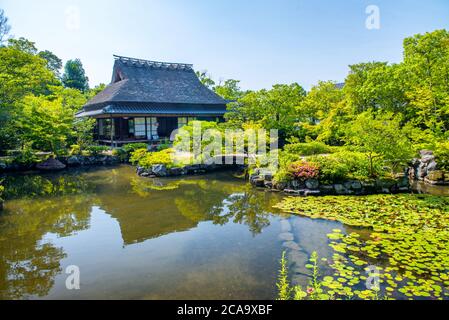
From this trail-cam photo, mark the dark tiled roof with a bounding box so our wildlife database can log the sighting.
[85,55,227,108]
[76,103,227,118]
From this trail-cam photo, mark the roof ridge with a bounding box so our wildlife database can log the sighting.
[113,55,193,70]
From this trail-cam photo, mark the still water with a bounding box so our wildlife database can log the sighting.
[1,165,344,300]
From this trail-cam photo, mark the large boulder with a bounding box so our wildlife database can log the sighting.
[152,164,168,177]
[36,158,66,171]
[305,179,319,190]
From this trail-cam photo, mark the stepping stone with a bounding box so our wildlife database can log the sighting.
[282,241,301,251]
[278,232,294,241]
[280,219,292,233]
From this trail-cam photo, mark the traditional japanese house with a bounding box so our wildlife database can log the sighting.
[76,55,228,146]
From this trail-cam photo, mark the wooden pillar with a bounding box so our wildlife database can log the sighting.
[110,115,114,148]
[145,117,148,140]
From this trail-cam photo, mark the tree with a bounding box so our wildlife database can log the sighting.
[195,70,215,89]
[18,94,75,153]
[402,29,449,134]
[0,42,56,152]
[38,50,62,78]
[62,59,89,92]
[7,37,38,55]
[345,111,413,176]
[0,9,11,45]
[225,83,306,139]
[296,81,345,142]
[214,79,244,101]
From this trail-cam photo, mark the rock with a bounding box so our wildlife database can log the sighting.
[152,164,167,177]
[421,154,436,164]
[280,220,292,233]
[274,181,287,191]
[334,184,347,195]
[283,241,301,251]
[351,181,362,190]
[278,232,294,241]
[445,172,449,181]
[36,158,66,171]
[304,190,321,196]
[251,178,265,188]
[305,179,319,190]
[420,150,434,157]
[283,189,301,195]
[319,185,335,195]
[425,170,445,184]
[140,172,152,177]
[67,156,81,166]
[291,180,301,189]
[264,181,273,189]
[287,250,308,268]
[168,167,185,176]
[427,160,437,172]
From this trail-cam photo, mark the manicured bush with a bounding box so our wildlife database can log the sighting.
[284,141,335,156]
[85,145,110,156]
[136,149,176,169]
[122,143,148,154]
[287,160,320,180]
[129,148,148,165]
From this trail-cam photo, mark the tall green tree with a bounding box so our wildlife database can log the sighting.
[214,79,244,101]
[62,59,89,92]
[402,29,449,134]
[345,111,413,176]
[38,50,62,78]
[195,70,215,89]
[0,41,56,152]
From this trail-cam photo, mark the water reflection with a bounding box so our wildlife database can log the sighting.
[0,196,93,299]
[0,166,285,299]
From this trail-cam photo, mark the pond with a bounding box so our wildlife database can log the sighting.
[0,166,447,300]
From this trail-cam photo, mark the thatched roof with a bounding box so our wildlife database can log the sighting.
[84,55,227,110]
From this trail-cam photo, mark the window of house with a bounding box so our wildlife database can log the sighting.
[134,118,146,137]
[147,117,158,140]
[178,117,188,128]
[100,118,114,138]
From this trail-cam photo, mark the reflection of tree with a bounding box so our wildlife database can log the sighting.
[1,172,94,200]
[211,185,278,236]
[0,193,94,299]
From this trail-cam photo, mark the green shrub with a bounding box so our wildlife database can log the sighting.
[129,148,149,165]
[284,141,335,156]
[310,151,383,183]
[434,141,449,171]
[122,143,148,154]
[69,145,81,155]
[85,145,110,156]
[10,147,39,166]
[112,148,127,162]
[137,149,176,169]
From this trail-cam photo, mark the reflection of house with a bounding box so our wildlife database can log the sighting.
[76,55,228,146]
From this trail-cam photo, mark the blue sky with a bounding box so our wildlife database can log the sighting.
[2,0,448,90]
